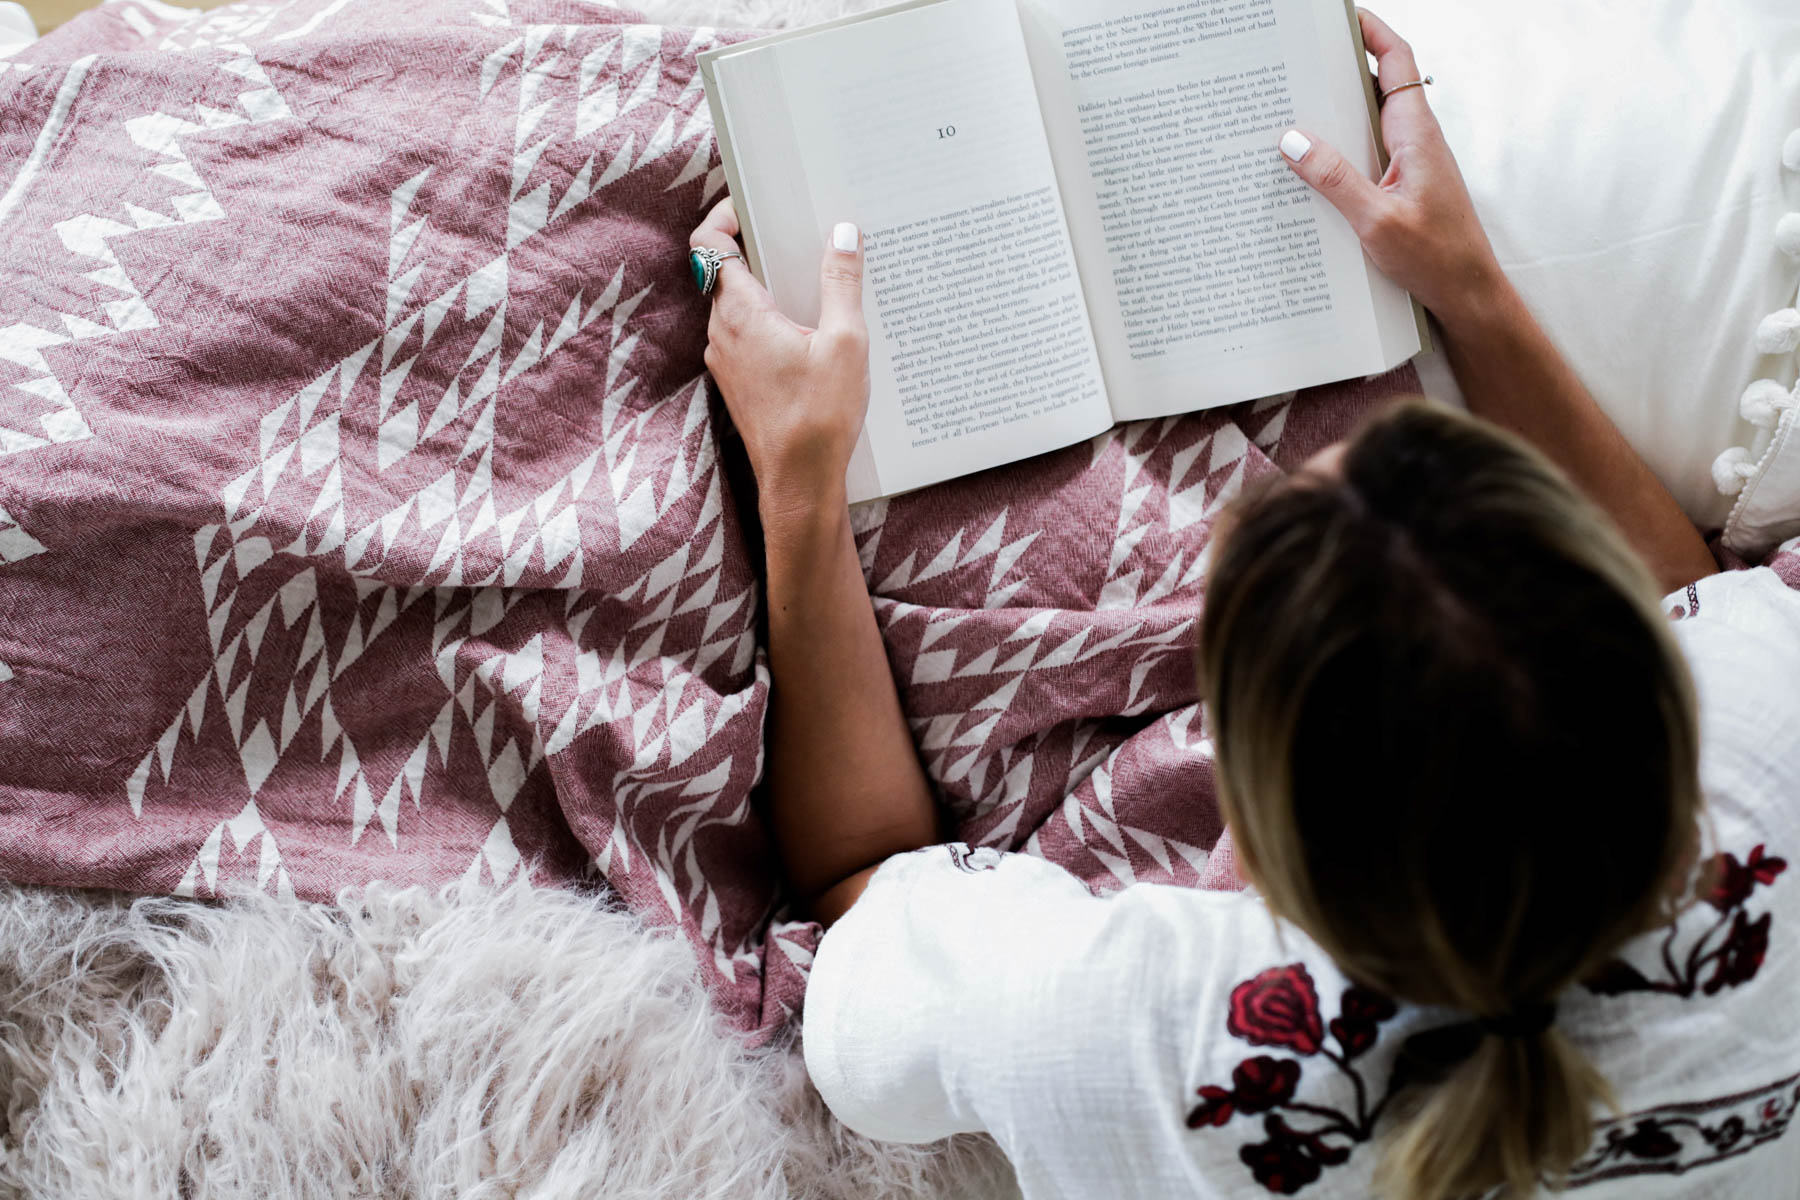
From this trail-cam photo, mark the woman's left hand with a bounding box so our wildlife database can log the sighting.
[689,199,870,524]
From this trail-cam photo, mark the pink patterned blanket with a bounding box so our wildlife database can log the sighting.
[5,0,1782,1042]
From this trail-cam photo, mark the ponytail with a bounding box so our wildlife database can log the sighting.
[1198,404,1704,1200]
[1378,1023,1613,1200]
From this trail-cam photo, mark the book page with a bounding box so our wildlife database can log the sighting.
[709,0,1113,502]
[1016,0,1421,420]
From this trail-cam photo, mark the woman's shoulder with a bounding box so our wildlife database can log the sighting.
[843,838,1800,1195]
[1532,560,1800,1191]
[1668,566,1800,690]
[1668,567,1800,842]
[1555,834,1800,1188]
[1160,878,1800,1198]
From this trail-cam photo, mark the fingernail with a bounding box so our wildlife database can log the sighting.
[832,221,859,253]
[1279,130,1312,162]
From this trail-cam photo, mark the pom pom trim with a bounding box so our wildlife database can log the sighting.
[1779,213,1800,261]
[1713,445,1758,497]
[1740,379,1797,429]
[1755,308,1800,356]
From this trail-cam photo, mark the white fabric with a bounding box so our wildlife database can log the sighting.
[1730,419,1800,555]
[0,2,36,56]
[805,567,1800,1199]
[1370,0,1800,535]
[641,0,1800,543]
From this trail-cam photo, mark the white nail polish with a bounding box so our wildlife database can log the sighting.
[1279,130,1312,162]
[832,221,859,253]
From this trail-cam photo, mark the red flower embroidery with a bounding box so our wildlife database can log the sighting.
[1228,964,1325,1056]
[1712,1115,1746,1151]
[1187,1085,1236,1129]
[1239,1115,1351,1195]
[1705,845,1787,912]
[1338,986,1397,1024]
[1587,841,1784,998]
[1749,845,1788,885]
[1327,1016,1375,1059]
[1620,1120,1681,1159]
[1703,911,1771,994]
[1707,856,1753,912]
[1240,1128,1321,1195]
[1232,1056,1302,1113]
[1327,986,1394,1060]
[1189,973,1402,1192]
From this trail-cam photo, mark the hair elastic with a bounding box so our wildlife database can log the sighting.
[1477,1001,1557,1040]
[1397,1001,1560,1087]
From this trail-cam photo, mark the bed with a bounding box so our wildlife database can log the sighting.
[0,0,1795,1195]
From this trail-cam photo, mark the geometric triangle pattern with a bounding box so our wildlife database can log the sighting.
[855,376,1395,898]
[0,0,774,1029]
[0,0,1472,1046]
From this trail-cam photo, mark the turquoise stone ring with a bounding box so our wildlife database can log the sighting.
[689,247,743,296]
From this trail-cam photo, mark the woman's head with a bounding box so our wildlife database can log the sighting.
[1197,401,1702,1199]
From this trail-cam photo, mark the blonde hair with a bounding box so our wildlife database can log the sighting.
[1198,402,1702,1200]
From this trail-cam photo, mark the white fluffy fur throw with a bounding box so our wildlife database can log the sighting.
[0,881,1017,1198]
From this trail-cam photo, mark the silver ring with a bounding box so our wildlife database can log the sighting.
[689,246,743,296]
[1379,75,1433,102]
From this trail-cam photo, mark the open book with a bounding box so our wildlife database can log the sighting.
[699,0,1427,502]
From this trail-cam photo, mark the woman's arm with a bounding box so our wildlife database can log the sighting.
[1279,9,1717,593]
[690,203,939,927]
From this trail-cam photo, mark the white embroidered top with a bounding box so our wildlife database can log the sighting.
[804,566,1800,1199]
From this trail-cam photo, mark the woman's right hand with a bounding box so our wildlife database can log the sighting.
[1283,10,1718,591]
[689,199,871,526]
[1278,8,1506,328]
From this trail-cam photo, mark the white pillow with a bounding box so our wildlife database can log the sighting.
[0,2,36,56]
[1373,0,1800,540]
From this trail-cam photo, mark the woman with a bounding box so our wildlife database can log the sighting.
[691,11,1800,1198]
